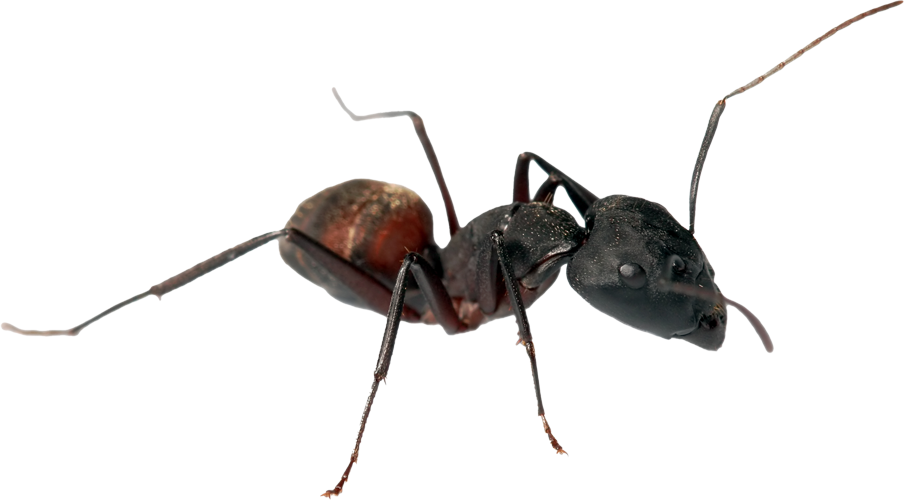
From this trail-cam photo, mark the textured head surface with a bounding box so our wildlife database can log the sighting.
[567,195,725,350]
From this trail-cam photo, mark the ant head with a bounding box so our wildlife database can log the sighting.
[567,195,726,350]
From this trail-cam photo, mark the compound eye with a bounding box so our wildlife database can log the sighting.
[671,256,687,275]
[619,263,647,289]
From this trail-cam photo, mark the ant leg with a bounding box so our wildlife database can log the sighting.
[476,230,567,455]
[2,229,288,336]
[531,177,562,204]
[331,88,460,238]
[320,252,466,498]
[513,152,598,217]
[288,228,463,333]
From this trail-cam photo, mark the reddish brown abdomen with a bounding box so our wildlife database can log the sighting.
[279,179,439,314]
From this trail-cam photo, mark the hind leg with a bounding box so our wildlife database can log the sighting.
[317,250,466,497]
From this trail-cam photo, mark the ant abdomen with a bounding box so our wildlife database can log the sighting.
[279,179,441,312]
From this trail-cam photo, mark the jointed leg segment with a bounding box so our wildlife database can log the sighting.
[2,229,289,336]
[484,230,567,455]
[331,88,461,238]
[321,252,465,497]
[513,152,598,217]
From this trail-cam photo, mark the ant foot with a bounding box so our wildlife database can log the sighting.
[320,479,345,499]
[541,415,568,455]
[323,460,353,497]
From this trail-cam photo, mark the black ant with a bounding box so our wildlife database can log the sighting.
[1,2,901,499]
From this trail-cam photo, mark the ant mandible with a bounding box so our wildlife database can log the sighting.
[3,2,901,498]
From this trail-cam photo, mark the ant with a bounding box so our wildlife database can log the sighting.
[2,1,902,497]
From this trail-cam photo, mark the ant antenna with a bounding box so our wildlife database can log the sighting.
[687,1,902,234]
[331,88,461,237]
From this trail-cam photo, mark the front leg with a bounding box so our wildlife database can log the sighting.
[479,230,567,455]
[512,152,598,217]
